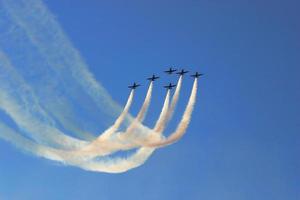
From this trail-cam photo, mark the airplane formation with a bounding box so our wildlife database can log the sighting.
[128,67,203,90]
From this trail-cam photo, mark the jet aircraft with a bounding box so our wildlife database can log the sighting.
[147,74,160,81]
[190,72,204,78]
[164,83,176,89]
[176,69,189,76]
[128,82,141,89]
[164,67,177,74]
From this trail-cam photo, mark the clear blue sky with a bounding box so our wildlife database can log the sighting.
[0,0,299,199]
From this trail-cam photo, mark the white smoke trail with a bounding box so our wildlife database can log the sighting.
[85,78,197,173]
[0,73,198,173]
[49,85,163,161]
[155,76,182,133]
[0,50,142,153]
[0,0,200,173]
[121,88,170,147]
[96,90,134,139]
[119,81,153,140]
[128,81,153,130]
[0,89,171,173]
[146,78,198,147]
[0,51,88,149]
[1,0,156,141]
[62,89,171,173]
[0,49,145,153]
[1,0,125,120]
[78,79,197,173]
[153,90,170,131]
[0,122,64,162]
[0,50,147,157]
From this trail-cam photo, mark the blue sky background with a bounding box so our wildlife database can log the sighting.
[0,0,299,199]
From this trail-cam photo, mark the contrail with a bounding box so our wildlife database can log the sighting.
[146,78,198,147]
[71,81,152,157]
[54,90,134,160]
[53,80,171,162]
[128,81,153,130]
[53,84,160,161]
[79,78,197,173]
[119,81,153,140]
[0,50,136,152]
[96,90,134,139]
[125,88,170,146]
[0,74,198,173]
[155,76,182,133]
[0,89,169,173]
[1,0,155,140]
[0,122,64,162]
[63,89,171,173]
[0,0,200,173]
[0,51,88,149]
[0,51,145,158]
[1,0,126,120]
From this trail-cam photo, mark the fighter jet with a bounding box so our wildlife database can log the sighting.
[164,83,176,89]
[190,72,204,78]
[164,67,177,74]
[147,74,160,81]
[128,82,141,89]
[176,69,189,76]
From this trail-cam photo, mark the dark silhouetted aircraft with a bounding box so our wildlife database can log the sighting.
[164,83,176,89]
[164,67,177,74]
[147,74,160,81]
[176,69,189,76]
[191,72,204,78]
[128,82,140,89]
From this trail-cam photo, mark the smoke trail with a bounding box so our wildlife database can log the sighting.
[1,0,124,120]
[0,121,145,173]
[63,89,171,172]
[146,78,198,147]
[52,86,163,161]
[79,79,197,173]
[124,89,170,146]
[0,78,198,173]
[0,87,158,173]
[0,122,64,162]
[50,90,136,160]
[0,50,139,152]
[71,82,153,158]
[155,76,182,133]
[69,90,172,173]
[0,51,88,149]
[53,82,170,162]
[96,90,134,139]
[120,81,153,139]
[0,0,199,173]
[1,0,156,141]
[83,78,197,173]
[0,49,140,153]
[135,81,153,122]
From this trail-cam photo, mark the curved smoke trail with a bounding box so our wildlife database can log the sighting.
[0,0,200,173]
[83,79,196,173]
[126,81,153,133]
[96,90,134,139]
[146,78,198,147]
[1,0,131,121]
[0,51,88,149]
[72,80,197,173]
[0,88,172,173]
[48,85,163,162]
[155,76,182,133]
[64,89,171,173]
